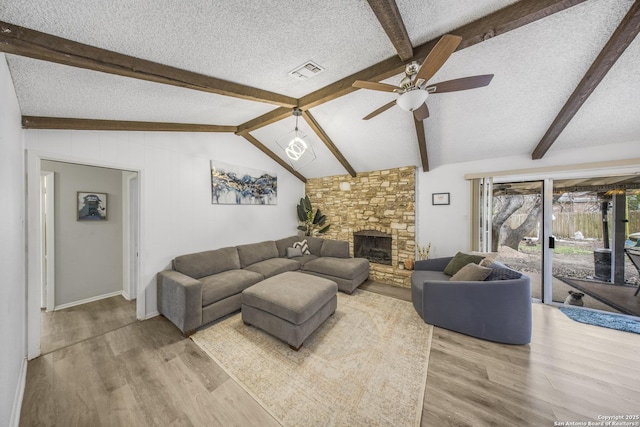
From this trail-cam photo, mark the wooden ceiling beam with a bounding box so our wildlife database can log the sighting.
[301,111,357,177]
[0,21,297,108]
[414,118,429,172]
[236,107,293,134]
[531,0,640,159]
[238,131,307,183]
[366,0,413,61]
[298,0,587,111]
[21,116,237,133]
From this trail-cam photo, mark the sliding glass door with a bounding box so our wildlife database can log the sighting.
[475,179,545,301]
[550,176,640,315]
[473,173,640,317]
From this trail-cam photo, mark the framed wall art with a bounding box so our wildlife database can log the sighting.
[211,161,277,205]
[78,192,107,220]
[432,192,450,206]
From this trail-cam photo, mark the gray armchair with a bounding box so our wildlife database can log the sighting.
[411,257,532,345]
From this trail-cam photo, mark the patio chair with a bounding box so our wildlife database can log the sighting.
[624,248,640,296]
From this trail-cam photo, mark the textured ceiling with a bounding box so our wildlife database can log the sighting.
[1,0,639,178]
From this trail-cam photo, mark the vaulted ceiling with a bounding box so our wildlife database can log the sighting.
[1,0,639,182]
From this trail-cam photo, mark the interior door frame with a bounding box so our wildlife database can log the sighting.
[122,171,140,307]
[40,171,55,312]
[27,150,144,360]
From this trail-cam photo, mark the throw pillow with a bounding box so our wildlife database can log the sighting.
[293,239,311,255]
[450,263,493,281]
[443,252,485,276]
[470,251,499,264]
[483,263,522,281]
[286,246,304,258]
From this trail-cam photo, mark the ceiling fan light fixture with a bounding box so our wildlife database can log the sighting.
[396,90,428,112]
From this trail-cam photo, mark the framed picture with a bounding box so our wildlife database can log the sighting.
[77,192,107,220]
[211,161,277,205]
[432,192,450,206]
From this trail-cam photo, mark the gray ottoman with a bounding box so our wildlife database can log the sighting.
[241,271,338,351]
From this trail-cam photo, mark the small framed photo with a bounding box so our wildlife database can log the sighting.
[432,192,450,206]
[78,192,107,220]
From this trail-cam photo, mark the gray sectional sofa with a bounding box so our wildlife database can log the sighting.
[157,235,369,335]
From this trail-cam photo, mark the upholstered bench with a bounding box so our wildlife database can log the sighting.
[241,271,338,351]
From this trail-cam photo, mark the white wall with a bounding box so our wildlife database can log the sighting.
[417,141,640,258]
[41,160,124,306]
[25,130,305,317]
[0,54,26,427]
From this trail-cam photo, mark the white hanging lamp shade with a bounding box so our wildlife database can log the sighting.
[396,90,428,112]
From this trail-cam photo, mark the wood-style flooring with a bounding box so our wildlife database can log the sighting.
[20,283,640,426]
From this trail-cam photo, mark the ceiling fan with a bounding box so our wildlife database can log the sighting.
[353,34,494,121]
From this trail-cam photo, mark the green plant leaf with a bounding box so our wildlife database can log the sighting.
[313,209,322,224]
[318,224,331,234]
[297,225,308,232]
[297,204,306,222]
[303,195,312,211]
[316,215,326,226]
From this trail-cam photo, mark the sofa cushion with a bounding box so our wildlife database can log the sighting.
[200,269,264,307]
[296,254,319,267]
[237,240,279,268]
[303,257,369,280]
[286,247,304,258]
[275,236,299,258]
[443,252,485,276]
[411,270,450,287]
[450,263,492,281]
[173,246,240,279]
[244,258,301,279]
[306,237,324,256]
[320,239,349,258]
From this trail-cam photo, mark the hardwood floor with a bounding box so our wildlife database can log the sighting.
[40,295,137,354]
[20,286,640,426]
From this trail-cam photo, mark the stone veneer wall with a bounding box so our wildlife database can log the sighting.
[305,166,416,288]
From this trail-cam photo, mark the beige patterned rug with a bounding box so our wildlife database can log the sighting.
[191,289,432,426]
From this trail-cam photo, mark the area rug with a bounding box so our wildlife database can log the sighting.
[191,289,432,426]
[559,306,640,334]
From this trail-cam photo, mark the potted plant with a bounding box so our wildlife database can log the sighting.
[297,195,330,236]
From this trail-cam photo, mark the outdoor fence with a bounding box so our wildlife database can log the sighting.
[508,211,640,240]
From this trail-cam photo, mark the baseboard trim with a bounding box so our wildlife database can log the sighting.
[144,311,159,320]
[54,290,123,311]
[9,358,27,427]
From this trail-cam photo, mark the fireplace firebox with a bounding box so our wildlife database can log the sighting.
[354,230,392,265]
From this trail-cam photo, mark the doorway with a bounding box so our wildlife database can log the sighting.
[473,173,640,318]
[477,179,545,301]
[27,152,143,359]
[550,176,640,316]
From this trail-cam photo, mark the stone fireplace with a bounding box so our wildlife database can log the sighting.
[354,230,392,265]
[304,166,415,288]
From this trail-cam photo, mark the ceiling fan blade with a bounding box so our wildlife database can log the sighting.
[363,100,397,120]
[353,80,401,93]
[426,74,494,93]
[413,103,430,121]
[415,34,462,83]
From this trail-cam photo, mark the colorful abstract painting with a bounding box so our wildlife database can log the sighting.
[211,161,277,205]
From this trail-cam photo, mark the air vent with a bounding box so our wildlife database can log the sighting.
[288,61,325,80]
